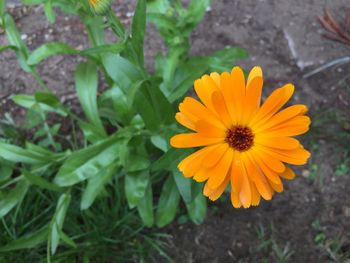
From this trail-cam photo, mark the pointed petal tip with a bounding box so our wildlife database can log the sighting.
[250,66,263,76]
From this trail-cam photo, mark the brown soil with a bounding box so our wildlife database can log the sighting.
[1,0,350,262]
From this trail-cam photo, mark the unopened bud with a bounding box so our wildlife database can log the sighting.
[88,0,111,15]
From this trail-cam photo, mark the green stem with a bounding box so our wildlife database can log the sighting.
[106,10,126,38]
[31,68,50,92]
[1,218,14,239]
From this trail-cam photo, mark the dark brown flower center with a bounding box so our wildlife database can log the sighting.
[225,125,254,152]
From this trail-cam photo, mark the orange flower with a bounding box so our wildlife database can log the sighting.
[170,66,311,208]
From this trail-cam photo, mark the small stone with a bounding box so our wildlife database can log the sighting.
[126,11,134,17]
[343,206,350,217]
[302,169,310,178]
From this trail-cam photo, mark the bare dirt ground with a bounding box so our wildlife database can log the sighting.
[1,0,350,262]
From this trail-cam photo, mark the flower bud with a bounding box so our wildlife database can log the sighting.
[89,0,111,15]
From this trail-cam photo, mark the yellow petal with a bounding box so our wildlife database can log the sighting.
[239,160,252,208]
[269,179,283,193]
[230,151,243,195]
[242,67,263,124]
[178,146,218,177]
[250,181,261,206]
[251,152,282,185]
[211,90,232,127]
[250,84,294,128]
[280,166,296,180]
[170,133,223,148]
[251,147,285,173]
[193,168,210,182]
[203,174,229,201]
[254,104,308,133]
[194,76,218,114]
[179,97,225,129]
[207,148,234,189]
[242,152,273,200]
[230,67,246,123]
[195,120,226,138]
[254,136,300,150]
[230,188,242,208]
[220,72,239,124]
[175,112,196,131]
[258,146,311,165]
[262,116,311,137]
[246,66,263,86]
[210,72,220,87]
[201,143,229,168]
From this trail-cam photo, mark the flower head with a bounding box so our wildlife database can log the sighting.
[88,0,111,15]
[170,66,311,208]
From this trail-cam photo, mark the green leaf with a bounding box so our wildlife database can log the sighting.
[58,229,77,249]
[0,142,52,164]
[125,170,150,209]
[147,12,176,31]
[75,62,105,135]
[23,171,64,192]
[80,163,118,210]
[208,47,249,72]
[156,175,180,227]
[0,226,49,252]
[0,0,5,16]
[44,0,56,23]
[159,48,185,95]
[137,183,153,227]
[146,0,170,13]
[0,178,30,218]
[51,193,71,255]
[12,94,67,116]
[81,42,125,56]
[25,142,63,159]
[173,170,191,203]
[132,81,157,131]
[54,134,121,186]
[150,135,168,152]
[0,160,13,182]
[133,80,174,131]
[0,45,17,53]
[151,148,189,172]
[34,91,60,106]
[186,191,207,225]
[3,14,31,72]
[131,0,146,68]
[102,53,142,92]
[126,154,150,173]
[183,0,210,32]
[78,121,107,144]
[27,42,77,66]
[26,42,125,66]
[102,85,132,125]
[168,62,207,102]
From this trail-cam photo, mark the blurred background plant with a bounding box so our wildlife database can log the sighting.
[0,0,247,261]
